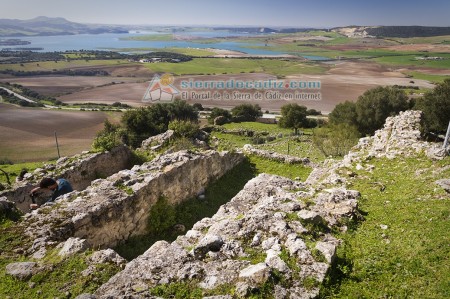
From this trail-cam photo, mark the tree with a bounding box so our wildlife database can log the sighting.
[208,107,232,124]
[329,87,409,136]
[328,101,358,127]
[414,79,450,134]
[92,119,123,151]
[192,103,204,111]
[355,86,409,135]
[168,120,200,139]
[231,104,262,122]
[121,100,198,147]
[279,104,310,134]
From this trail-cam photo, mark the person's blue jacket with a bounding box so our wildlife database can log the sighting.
[50,178,73,202]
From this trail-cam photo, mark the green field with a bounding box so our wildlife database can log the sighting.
[0,59,133,72]
[391,35,450,44]
[406,71,450,83]
[371,53,450,69]
[111,47,215,57]
[213,122,326,163]
[144,58,326,76]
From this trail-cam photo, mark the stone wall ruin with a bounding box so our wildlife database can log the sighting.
[0,145,133,212]
[22,150,244,252]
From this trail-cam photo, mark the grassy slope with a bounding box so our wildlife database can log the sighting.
[322,155,450,298]
[0,161,45,185]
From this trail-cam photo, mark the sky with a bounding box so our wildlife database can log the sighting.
[0,0,449,27]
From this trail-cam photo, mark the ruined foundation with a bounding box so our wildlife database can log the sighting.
[22,150,244,250]
[0,145,133,212]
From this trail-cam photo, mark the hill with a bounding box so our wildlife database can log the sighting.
[0,16,128,37]
[334,25,450,38]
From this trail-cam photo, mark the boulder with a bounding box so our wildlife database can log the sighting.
[5,262,37,280]
[58,237,88,257]
[436,179,450,193]
[238,263,270,285]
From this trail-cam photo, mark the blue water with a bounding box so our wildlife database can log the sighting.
[3,32,284,55]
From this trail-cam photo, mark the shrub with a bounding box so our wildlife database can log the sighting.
[414,79,450,134]
[208,107,231,124]
[168,120,200,139]
[312,123,360,157]
[92,119,123,151]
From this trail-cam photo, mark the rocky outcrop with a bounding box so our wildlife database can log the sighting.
[0,145,133,212]
[354,110,446,160]
[95,174,360,298]
[307,110,447,187]
[243,144,311,165]
[21,150,244,253]
[140,130,174,151]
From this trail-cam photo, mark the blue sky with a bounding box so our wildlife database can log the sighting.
[1,0,449,27]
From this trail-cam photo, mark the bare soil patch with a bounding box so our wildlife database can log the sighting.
[0,76,147,97]
[0,103,111,162]
[56,62,433,113]
[384,44,450,53]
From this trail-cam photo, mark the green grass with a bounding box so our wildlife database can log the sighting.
[405,71,450,84]
[144,58,326,76]
[391,35,450,44]
[322,155,450,298]
[249,155,312,180]
[213,122,326,163]
[370,53,450,69]
[114,158,256,260]
[113,47,215,57]
[0,161,45,185]
[0,59,133,72]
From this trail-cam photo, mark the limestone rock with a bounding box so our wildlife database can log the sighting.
[89,249,126,266]
[1,145,132,213]
[140,130,174,150]
[194,234,224,258]
[238,263,270,285]
[58,237,88,257]
[315,241,337,264]
[20,150,244,253]
[297,210,324,225]
[5,262,37,280]
[436,179,450,193]
[243,144,310,165]
[0,197,19,219]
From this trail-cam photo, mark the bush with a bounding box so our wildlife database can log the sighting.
[121,100,198,147]
[168,120,200,139]
[208,107,231,124]
[414,79,450,134]
[312,123,360,157]
[92,119,124,151]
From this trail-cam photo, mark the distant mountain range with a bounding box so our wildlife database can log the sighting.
[0,16,128,37]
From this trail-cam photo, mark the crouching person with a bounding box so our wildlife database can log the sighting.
[29,177,73,210]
